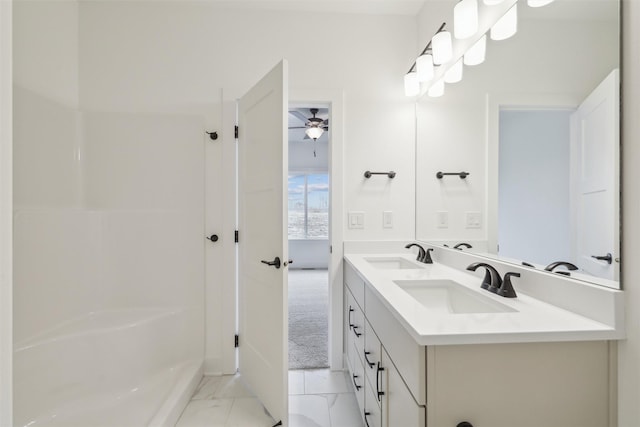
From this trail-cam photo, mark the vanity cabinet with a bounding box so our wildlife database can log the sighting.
[344,260,613,427]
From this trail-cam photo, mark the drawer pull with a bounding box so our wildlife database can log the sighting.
[352,326,362,338]
[364,351,375,368]
[348,306,355,330]
[352,374,362,390]
[376,361,385,402]
[364,411,371,427]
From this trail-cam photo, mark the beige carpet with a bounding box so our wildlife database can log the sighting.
[288,269,329,370]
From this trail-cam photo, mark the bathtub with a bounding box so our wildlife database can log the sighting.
[13,308,202,427]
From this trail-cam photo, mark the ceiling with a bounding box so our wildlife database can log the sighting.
[288,107,329,144]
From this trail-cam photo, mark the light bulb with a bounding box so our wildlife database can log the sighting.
[416,54,435,82]
[404,72,420,97]
[444,59,463,83]
[305,126,324,140]
[491,4,518,41]
[464,35,486,66]
[454,0,479,39]
[432,31,453,65]
[428,79,445,97]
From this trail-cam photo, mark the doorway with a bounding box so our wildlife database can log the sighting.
[287,106,330,370]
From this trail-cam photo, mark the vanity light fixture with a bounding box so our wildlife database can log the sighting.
[428,79,445,97]
[404,23,446,96]
[404,71,420,97]
[444,59,464,83]
[527,0,554,7]
[432,30,453,64]
[464,34,487,65]
[490,3,518,40]
[454,0,479,39]
[416,52,435,82]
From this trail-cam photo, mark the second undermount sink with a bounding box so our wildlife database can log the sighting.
[393,279,517,314]
[364,257,424,270]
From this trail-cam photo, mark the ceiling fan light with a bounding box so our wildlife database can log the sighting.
[527,0,554,7]
[416,54,435,82]
[444,58,463,83]
[454,0,478,39]
[491,4,518,41]
[404,71,420,97]
[432,30,453,65]
[305,126,324,140]
[464,34,486,66]
[428,79,445,98]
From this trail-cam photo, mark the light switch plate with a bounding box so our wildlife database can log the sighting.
[466,211,482,229]
[437,211,449,229]
[348,211,365,229]
[383,211,393,229]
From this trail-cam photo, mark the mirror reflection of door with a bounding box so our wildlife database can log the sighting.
[287,106,331,371]
[498,69,620,283]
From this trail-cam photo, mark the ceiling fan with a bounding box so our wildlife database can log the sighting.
[288,108,329,141]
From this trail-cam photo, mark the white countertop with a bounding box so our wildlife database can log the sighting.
[344,253,624,346]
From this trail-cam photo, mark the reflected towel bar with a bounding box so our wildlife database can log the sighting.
[364,171,396,179]
[436,171,469,179]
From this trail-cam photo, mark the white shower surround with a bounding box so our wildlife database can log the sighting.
[13,309,202,427]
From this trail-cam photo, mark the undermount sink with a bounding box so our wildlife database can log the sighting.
[364,257,424,270]
[393,279,517,314]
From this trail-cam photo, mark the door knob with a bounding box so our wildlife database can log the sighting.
[591,253,613,264]
[206,234,219,242]
[261,257,281,269]
[283,259,293,267]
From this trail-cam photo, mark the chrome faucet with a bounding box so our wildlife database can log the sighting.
[404,243,434,264]
[466,262,502,291]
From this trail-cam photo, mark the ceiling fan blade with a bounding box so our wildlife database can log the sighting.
[303,134,310,140]
[288,110,309,123]
[322,119,329,125]
[288,126,307,129]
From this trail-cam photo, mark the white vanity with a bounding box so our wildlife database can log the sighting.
[343,245,624,427]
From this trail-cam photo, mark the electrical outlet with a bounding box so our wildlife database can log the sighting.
[466,212,482,229]
[437,211,449,229]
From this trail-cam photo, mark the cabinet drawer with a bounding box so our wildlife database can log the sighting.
[344,261,365,309]
[383,349,426,427]
[351,348,366,416]
[364,375,383,427]
[364,319,383,401]
[347,290,365,359]
[365,285,426,405]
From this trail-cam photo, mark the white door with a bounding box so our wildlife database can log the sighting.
[237,60,289,425]
[572,69,619,281]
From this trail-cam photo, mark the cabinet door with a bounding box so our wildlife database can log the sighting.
[383,349,426,427]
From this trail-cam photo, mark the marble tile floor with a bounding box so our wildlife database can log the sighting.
[175,369,364,427]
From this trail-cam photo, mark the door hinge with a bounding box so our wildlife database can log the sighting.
[235,334,239,348]
[235,230,239,243]
[330,245,333,254]
[234,125,239,139]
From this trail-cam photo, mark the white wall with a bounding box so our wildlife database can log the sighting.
[76,1,417,372]
[618,1,640,424]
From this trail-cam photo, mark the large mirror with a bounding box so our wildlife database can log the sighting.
[415,0,620,289]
